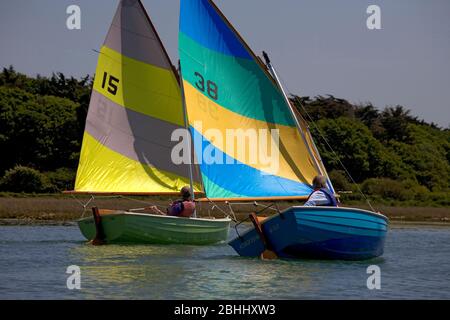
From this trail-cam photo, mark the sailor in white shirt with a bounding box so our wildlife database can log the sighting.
[304,175,338,207]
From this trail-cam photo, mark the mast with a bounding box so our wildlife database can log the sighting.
[262,51,332,189]
[178,61,197,217]
[304,120,336,193]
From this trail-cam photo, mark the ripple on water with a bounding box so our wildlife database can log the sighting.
[0,225,449,299]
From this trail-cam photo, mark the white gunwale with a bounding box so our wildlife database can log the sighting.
[78,211,231,223]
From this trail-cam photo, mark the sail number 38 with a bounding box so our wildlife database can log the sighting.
[194,72,218,100]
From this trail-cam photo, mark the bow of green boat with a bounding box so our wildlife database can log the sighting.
[78,212,231,245]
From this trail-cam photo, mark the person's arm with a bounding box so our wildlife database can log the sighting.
[304,191,330,206]
[147,206,166,215]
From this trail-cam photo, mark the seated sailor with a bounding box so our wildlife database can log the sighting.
[149,186,196,217]
[304,175,338,207]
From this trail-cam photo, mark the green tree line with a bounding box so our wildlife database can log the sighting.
[292,95,450,205]
[0,66,449,205]
[0,66,90,192]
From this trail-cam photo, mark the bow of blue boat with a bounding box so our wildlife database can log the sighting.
[229,206,388,260]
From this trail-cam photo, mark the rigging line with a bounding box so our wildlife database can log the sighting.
[223,201,278,212]
[178,61,197,217]
[273,71,375,211]
[71,193,168,215]
[205,196,234,220]
[71,194,95,218]
[109,23,159,42]
[233,202,277,228]
[73,194,165,209]
[71,194,87,207]
[254,203,279,212]
[117,195,166,209]
[84,195,119,199]
[291,95,376,212]
[226,202,238,222]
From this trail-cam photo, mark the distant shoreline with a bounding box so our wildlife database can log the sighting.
[0,195,449,226]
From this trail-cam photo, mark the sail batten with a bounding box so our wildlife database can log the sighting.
[75,0,201,194]
[179,0,324,199]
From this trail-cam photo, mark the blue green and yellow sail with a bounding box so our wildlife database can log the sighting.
[179,0,329,199]
[75,0,201,194]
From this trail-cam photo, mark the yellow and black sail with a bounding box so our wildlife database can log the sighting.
[75,0,201,194]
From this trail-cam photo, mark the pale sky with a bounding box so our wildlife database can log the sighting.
[1,0,449,127]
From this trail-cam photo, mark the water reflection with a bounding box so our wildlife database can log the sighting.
[70,241,346,299]
[68,225,392,299]
[71,244,197,299]
[1,225,449,299]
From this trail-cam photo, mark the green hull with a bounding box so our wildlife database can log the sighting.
[78,212,231,245]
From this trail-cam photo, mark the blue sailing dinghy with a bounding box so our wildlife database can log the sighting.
[229,206,388,260]
[179,0,388,260]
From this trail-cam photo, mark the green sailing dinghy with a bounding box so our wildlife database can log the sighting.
[68,0,230,245]
[78,211,230,245]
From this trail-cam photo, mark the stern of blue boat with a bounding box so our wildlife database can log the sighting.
[229,207,388,260]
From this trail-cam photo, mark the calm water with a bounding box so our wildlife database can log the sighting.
[0,224,449,299]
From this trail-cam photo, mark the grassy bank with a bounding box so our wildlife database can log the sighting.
[0,194,449,225]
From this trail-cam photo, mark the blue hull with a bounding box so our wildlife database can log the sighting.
[229,206,388,260]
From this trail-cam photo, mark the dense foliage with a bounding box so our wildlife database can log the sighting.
[292,95,450,205]
[0,67,449,205]
[0,66,91,192]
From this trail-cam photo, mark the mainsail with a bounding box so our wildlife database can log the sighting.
[179,0,330,200]
[75,0,201,194]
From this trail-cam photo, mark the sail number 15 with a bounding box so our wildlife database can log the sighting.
[101,72,120,96]
[194,72,218,100]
